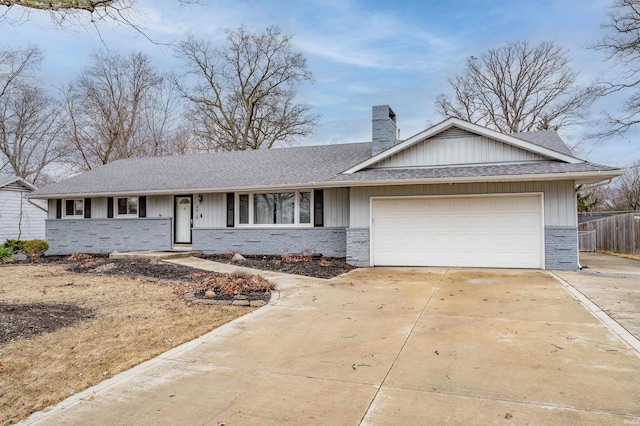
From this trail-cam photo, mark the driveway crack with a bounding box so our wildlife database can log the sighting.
[358,269,449,425]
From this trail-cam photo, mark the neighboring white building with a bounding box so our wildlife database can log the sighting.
[0,175,47,242]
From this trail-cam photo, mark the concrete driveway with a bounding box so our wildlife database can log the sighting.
[556,252,640,346]
[24,261,640,425]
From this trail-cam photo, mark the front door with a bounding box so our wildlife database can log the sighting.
[174,195,192,244]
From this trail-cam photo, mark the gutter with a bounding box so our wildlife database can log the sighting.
[28,170,624,200]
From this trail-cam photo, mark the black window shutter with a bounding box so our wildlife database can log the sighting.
[107,197,114,218]
[84,198,91,218]
[226,193,234,227]
[314,189,324,227]
[56,199,62,219]
[139,196,147,218]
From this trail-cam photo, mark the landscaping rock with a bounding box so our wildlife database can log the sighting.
[233,295,248,300]
[231,253,246,262]
[232,300,250,306]
[204,290,216,298]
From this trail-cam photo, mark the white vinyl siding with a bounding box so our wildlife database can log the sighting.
[193,193,226,228]
[372,133,545,168]
[0,189,46,240]
[323,187,350,227]
[350,180,576,228]
[146,195,173,218]
[48,199,57,219]
[90,198,108,218]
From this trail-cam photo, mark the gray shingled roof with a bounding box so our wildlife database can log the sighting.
[31,128,619,198]
[32,143,373,197]
[328,161,619,183]
[512,130,575,156]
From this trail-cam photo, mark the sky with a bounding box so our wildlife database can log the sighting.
[2,0,639,168]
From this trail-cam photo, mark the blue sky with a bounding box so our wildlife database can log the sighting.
[2,0,638,167]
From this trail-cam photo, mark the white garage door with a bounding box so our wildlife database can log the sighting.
[371,195,543,268]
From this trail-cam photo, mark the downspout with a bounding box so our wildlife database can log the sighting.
[575,178,613,270]
[27,197,48,213]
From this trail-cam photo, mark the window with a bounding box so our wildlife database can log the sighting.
[237,191,312,226]
[116,197,138,217]
[254,192,295,224]
[299,192,311,224]
[239,194,249,224]
[64,199,84,218]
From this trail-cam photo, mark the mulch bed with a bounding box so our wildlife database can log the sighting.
[201,254,356,279]
[5,253,355,280]
[66,257,205,282]
[0,303,94,345]
[0,252,353,342]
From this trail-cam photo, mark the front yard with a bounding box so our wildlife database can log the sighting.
[0,262,257,425]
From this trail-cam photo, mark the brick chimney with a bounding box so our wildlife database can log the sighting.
[372,105,397,156]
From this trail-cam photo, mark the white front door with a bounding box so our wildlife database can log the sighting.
[175,196,192,244]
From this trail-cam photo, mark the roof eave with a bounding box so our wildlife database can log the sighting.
[324,170,623,188]
[28,169,623,198]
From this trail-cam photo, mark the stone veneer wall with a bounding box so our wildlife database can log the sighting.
[544,227,579,270]
[192,228,346,258]
[45,218,172,255]
[346,228,370,267]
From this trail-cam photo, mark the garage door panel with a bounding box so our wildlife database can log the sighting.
[372,195,543,269]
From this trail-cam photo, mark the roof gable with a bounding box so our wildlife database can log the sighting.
[0,176,37,192]
[370,126,548,169]
[343,118,583,174]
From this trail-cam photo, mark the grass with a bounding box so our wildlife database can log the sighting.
[601,251,640,261]
[0,264,254,425]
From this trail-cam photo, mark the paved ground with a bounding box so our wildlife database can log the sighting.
[557,252,640,342]
[22,259,640,425]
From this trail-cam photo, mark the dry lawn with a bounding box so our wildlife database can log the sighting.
[602,251,640,261]
[0,264,254,425]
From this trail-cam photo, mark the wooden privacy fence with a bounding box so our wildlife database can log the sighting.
[578,213,640,254]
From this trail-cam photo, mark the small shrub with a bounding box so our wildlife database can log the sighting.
[23,239,49,260]
[67,253,93,261]
[3,239,26,254]
[0,246,13,262]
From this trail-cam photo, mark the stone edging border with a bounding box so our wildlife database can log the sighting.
[183,292,267,307]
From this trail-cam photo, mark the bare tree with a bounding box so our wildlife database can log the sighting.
[436,41,598,133]
[1,1,133,30]
[174,26,318,151]
[63,50,182,170]
[1,1,202,43]
[576,184,603,212]
[0,45,67,185]
[593,0,640,136]
[609,159,640,210]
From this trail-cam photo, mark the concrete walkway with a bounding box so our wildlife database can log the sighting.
[22,260,640,425]
[555,252,640,349]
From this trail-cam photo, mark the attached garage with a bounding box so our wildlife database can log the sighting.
[371,194,544,269]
